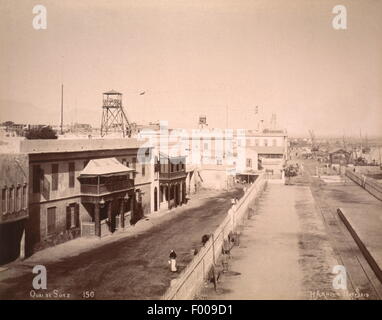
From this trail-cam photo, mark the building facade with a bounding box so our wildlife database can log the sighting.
[19,138,158,256]
[159,153,187,209]
[0,154,29,264]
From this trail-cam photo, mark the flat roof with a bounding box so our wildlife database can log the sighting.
[20,138,152,154]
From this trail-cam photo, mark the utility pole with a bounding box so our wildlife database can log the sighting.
[61,84,64,135]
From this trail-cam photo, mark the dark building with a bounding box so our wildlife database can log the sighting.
[329,148,351,166]
[0,154,29,264]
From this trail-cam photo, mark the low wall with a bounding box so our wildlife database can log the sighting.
[346,169,382,201]
[161,175,267,300]
[337,208,382,283]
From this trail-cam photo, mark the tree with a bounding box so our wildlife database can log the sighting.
[2,121,14,127]
[25,126,58,140]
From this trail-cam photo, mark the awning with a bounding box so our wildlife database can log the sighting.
[79,157,135,178]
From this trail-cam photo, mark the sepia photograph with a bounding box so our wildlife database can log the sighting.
[0,0,381,307]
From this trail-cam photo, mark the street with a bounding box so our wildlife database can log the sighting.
[0,187,243,300]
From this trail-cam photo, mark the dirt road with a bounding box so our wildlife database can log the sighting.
[0,188,243,300]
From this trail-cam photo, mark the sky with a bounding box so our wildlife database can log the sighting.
[0,0,381,137]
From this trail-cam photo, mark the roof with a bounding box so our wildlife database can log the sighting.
[103,89,122,95]
[79,157,134,177]
[329,148,351,155]
[20,137,151,154]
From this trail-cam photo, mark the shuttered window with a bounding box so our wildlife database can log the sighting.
[69,162,75,188]
[33,165,41,193]
[47,207,56,234]
[51,164,59,191]
[1,188,6,213]
[66,204,80,230]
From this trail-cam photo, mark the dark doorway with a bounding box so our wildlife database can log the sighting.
[154,187,158,211]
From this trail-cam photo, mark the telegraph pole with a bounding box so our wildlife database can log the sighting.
[61,84,64,135]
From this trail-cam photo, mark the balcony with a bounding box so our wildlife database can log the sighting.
[80,179,134,196]
[0,209,28,224]
[159,171,187,181]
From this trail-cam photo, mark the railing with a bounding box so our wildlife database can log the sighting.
[161,175,267,300]
[159,171,187,180]
[346,169,382,201]
[80,179,134,195]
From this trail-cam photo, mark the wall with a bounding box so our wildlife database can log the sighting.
[199,166,235,190]
[161,175,267,300]
[346,169,382,201]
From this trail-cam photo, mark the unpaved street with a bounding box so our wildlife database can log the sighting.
[0,188,243,300]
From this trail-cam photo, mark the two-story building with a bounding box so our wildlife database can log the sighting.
[159,152,187,209]
[241,128,288,178]
[19,138,158,256]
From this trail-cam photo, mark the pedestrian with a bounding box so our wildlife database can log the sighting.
[168,250,177,272]
[221,252,229,272]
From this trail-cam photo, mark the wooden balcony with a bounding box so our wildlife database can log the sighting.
[159,171,187,181]
[80,179,134,196]
[0,209,28,224]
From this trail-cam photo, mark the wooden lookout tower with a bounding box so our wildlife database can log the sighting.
[100,90,132,137]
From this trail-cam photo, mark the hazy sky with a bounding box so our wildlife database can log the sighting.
[0,0,381,136]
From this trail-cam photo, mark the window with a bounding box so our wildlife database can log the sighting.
[246,158,252,168]
[1,188,6,213]
[264,139,268,146]
[66,204,79,230]
[204,142,209,150]
[8,186,14,213]
[16,185,21,211]
[22,185,27,209]
[69,162,75,188]
[47,207,56,234]
[136,189,142,203]
[122,158,127,166]
[132,157,137,170]
[142,163,145,176]
[33,165,41,193]
[51,164,59,191]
